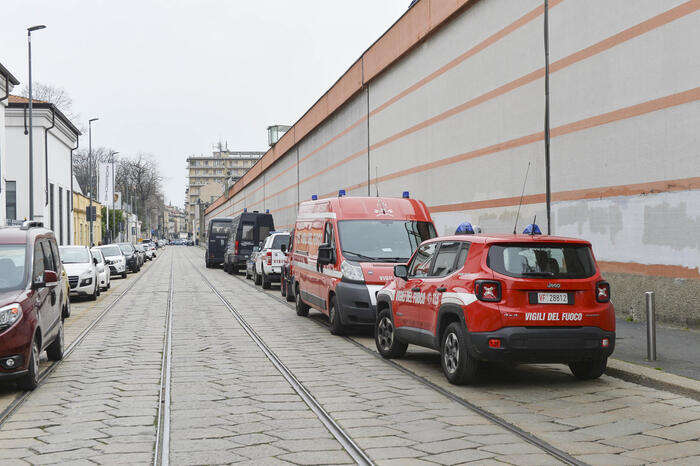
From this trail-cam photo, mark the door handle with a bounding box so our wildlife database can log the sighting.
[437,287,447,293]
[411,286,421,292]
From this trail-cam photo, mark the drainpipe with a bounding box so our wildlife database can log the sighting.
[69,135,78,245]
[0,74,8,196]
[44,107,55,206]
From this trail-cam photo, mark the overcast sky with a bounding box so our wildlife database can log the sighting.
[1,0,409,206]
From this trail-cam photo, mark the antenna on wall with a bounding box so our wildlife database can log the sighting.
[513,161,531,234]
[375,166,379,197]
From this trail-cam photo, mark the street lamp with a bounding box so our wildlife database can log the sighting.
[110,151,118,242]
[27,24,46,220]
[88,117,99,246]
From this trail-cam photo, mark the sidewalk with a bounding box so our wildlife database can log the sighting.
[613,318,699,380]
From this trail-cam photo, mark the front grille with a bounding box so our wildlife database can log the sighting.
[68,276,79,289]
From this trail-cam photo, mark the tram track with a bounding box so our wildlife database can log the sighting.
[0,250,164,429]
[154,252,174,466]
[184,253,374,466]
[206,251,585,466]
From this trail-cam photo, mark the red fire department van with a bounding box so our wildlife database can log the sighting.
[291,192,437,335]
[375,233,615,385]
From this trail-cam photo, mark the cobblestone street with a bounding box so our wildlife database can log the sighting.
[0,248,697,465]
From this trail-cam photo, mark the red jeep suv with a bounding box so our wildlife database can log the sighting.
[0,222,66,390]
[375,233,615,384]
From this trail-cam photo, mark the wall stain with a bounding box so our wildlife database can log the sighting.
[643,201,700,251]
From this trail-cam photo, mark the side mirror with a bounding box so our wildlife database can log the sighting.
[93,257,98,265]
[394,264,408,280]
[280,244,287,254]
[44,270,59,288]
[317,243,335,266]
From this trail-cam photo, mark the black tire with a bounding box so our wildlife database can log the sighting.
[280,276,287,297]
[107,282,111,289]
[285,279,295,302]
[262,272,271,289]
[62,299,71,318]
[295,287,309,317]
[254,269,262,286]
[46,320,64,361]
[328,295,344,336]
[121,272,127,279]
[205,255,212,269]
[245,268,251,279]
[18,338,40,391]
[375,308,408,358]
[441,322,480,385]
[90,283,98,301]
[569,358,607,380]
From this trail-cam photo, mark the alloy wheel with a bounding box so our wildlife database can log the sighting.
[377,317,394,351]
[443,332,460,374]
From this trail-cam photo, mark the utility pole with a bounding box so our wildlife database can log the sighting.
[543,0,552,235]
[88,118,99,246]
[27,25,46,220]
[112,152,118,242]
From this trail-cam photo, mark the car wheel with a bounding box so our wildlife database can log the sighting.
[121,272,127,279]
[62,299,71,318]
[280,276,287,297]
[569,358,607,380]
[329,295,345,336]
[375,309,408,358]
[46,320,65,361]
[18,338,40,391]
[90,283,98,301]
[441,322,480,385]
[254,270,262,286]
[262,272,271,289]
[295,287,309,317]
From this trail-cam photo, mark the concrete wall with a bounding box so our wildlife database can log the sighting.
[207,0,700,325]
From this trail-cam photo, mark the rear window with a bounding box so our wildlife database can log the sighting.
[271,235,290,250]
[241,222,254,241]
[487,243,596,279]
[211,221,231,235]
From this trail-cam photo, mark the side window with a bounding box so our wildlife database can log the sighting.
[32,242,46,282]
[50,240,61,272]
[323,222,334,247]
[431,241,462,277]
[408,243,437,278]
[455,243,471,271]
[41,240,58,272]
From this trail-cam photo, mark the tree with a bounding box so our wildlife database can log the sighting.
[20,82,82,128]
[72,147,116,196]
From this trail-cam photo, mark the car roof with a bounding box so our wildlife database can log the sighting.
[0,226,54,243]
[298,196,432,221]
[423,234,591,246]
[60,245,87,249]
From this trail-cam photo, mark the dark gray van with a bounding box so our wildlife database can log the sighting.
[223,212,275,273]
[205,218,233,268]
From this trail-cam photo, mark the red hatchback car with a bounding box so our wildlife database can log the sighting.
[375,233,615,384]
[0,222,65,390]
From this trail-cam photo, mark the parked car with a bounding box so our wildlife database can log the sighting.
[0,221,66,389]
[245,246,261,280]
[59,245,99,301]
[117,243,140,273]
[375,231,616,385]
[134,244,147,264]
[221,212,275,272]
[90,247,111,291]
[140,243,154,261]
[60,263,71,318]
[280,229,295,302]
[96,244,127,279]
[254,232,290,289]
[292,194,436,335]
[147,242,157,258]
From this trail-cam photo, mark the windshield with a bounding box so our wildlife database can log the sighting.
[0,244,27,291]
[338,220,436,262]
[487,243,596,279]
[211,221,231,235]
[59,247,91,264]
[100,246,122,256]
[91,250,104,263]
[118,244,135,254]
[271,235,290,250]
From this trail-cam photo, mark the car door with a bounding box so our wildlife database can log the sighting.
[419,241,466,333]
[318,221,338,312]
[31,240,52,346]
[41,240,62,338]
[395,242,437,329]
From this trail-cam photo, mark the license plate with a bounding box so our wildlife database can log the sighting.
[537,292,569,304]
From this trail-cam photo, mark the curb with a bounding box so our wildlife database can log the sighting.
[607,358,700,401]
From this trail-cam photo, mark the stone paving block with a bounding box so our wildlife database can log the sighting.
[600,433,673,450]
[575,419,661,440]
[621,440,700,462]
[493,453,565,465]
[170,450,248,465]
[365,446,425,460]
[278,450,354,465]
[233,443,289,459]
[422,447,497,465]
[644,419,700,442]
[575,453,644,465]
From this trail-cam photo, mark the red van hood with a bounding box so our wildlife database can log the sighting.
[0,290,25,307]
[360,263,398,285]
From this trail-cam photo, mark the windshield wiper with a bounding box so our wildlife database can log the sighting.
[375,257,409,263]
[521,271,555,276]
[342,250,378,261]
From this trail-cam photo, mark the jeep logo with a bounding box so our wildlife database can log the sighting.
[547,283,561,288]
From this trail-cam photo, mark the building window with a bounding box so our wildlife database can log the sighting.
[50,183,55,231]
[59,187,63,245]
[6,181,16,221]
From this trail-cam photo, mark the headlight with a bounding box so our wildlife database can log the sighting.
[0,304,22,328]
[341,260,364,282]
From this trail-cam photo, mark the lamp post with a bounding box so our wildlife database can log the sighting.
[27,24,46,220]
[106,151,118,243]
[88,118,99,246]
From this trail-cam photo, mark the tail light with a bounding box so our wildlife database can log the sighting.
[267,251,272,266]
[234,241,239,255]
[596,281,610,303]
[475,280,501,302]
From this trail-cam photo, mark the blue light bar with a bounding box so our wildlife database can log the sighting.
[402,191,410,199]
[311,194,318,200]
[339,189,346,197]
